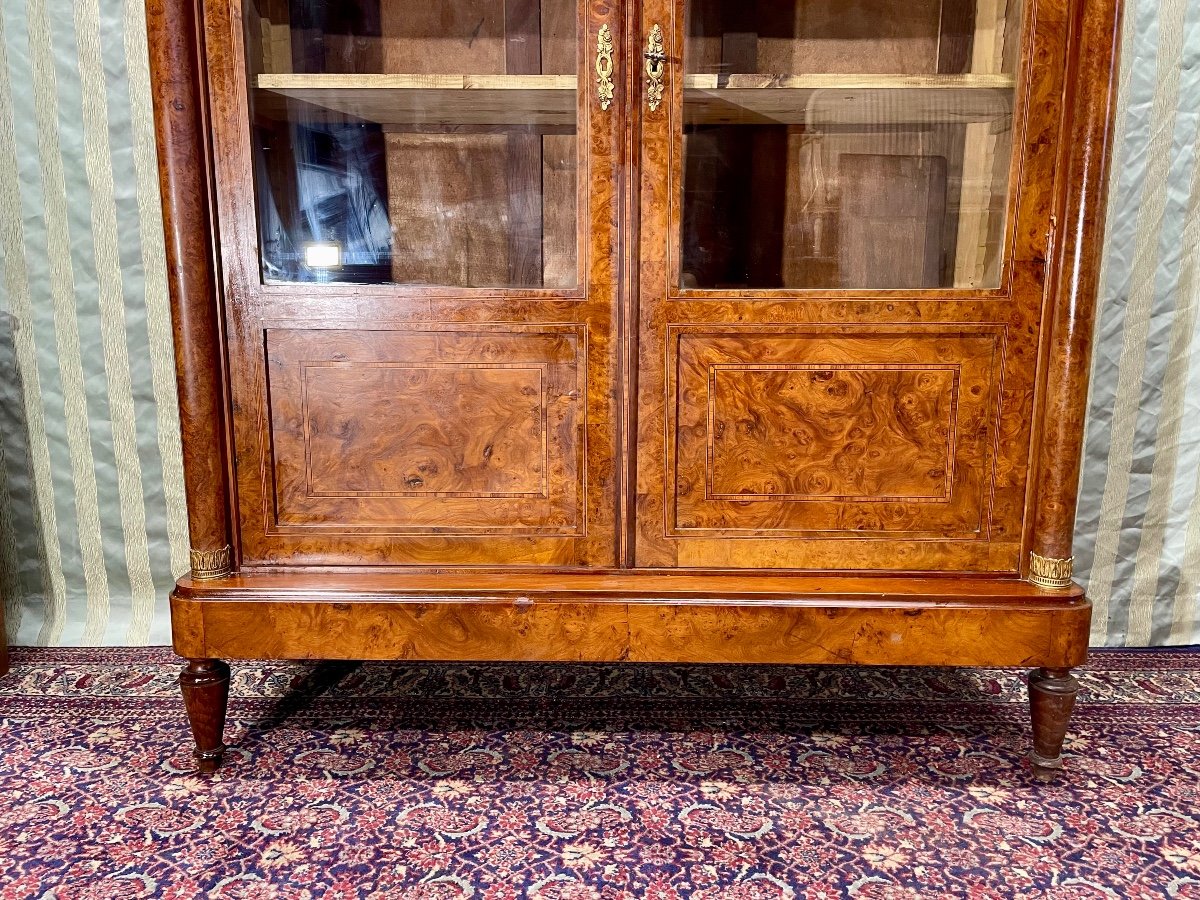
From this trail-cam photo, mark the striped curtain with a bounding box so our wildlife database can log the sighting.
[1074,0,1200,646]
[0,0,188,645]
[0,0,1197,647]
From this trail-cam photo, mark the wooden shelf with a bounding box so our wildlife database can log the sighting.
[256,74,579,126]
[255,73,1015,128]
[684,74,1016,127]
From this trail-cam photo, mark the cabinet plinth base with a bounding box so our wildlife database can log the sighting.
[170,572,1090,775]
[171,572,1089,669]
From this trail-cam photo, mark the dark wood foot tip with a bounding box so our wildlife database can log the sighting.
[194,747,225,774]
[1030,752,1064,783]
[1028,667,1078,784]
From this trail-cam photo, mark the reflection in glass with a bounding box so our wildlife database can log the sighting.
[681,0,1022,290]
[244,1,579,288]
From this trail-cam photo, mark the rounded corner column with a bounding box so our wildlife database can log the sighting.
[1028,0,1124,589]
[145,0,234,580]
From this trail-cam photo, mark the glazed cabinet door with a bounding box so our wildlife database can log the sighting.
[633,0,1071,570]
[205,0,624,567]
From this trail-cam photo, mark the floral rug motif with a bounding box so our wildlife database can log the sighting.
[1,647,1199,898]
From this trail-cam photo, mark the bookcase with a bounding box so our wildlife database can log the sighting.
[147,0,1123,779]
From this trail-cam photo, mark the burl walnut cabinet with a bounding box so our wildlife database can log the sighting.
[148,0,1121,779]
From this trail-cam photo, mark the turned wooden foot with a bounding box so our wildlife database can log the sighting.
[179,658,231,774]
[1028,667,1079,782]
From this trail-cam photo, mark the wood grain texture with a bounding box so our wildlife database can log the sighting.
[201,0,622,568]
[380,0,505,73]
[685,74,1016,89]
[384,131,513,285]
[669,328,1001,545]
[184,0,1113,573]
[677,9,1016,290]
[1028,667,1080,781]
[684,0,947,75]
[267,0,382,75]
[377,1,572,288]
[505,0,546,287]
[375,0,517,288]
[771,125,973,290]
[179,658,231,774]
[952,0,1017,288]
[938,0,979,75]
[637,0,1071,572]
[708,367,956,499]
[677,3,780,291]
[303,367,546,496]
[675,3,1025,293]
[257,74,578,126]
[683,77,1014,127]
[541,0,583,287]
[263,325,583,535]
[146,0,234,565]
[157,0,1116,777]
[172,572,1089,668]
[839,154,948,289]
[257,73,1016,129]
[1029,0,1124,568]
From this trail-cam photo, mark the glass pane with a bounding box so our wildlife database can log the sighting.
[244,1,579,288]
[681,0,1021,290]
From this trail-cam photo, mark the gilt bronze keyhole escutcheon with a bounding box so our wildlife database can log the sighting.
[645,24,666,111]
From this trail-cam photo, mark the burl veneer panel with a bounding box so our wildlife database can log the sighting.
[302,364,546,497]
[171,573,1090,669]
[266,324,584,534]
[707,364,957,501]
[671,327,1002,537]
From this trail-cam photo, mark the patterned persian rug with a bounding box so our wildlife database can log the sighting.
[0,648,1198,899]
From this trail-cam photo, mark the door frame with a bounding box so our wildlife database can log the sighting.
[200,0,629,568]
[630,0,1074,571]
